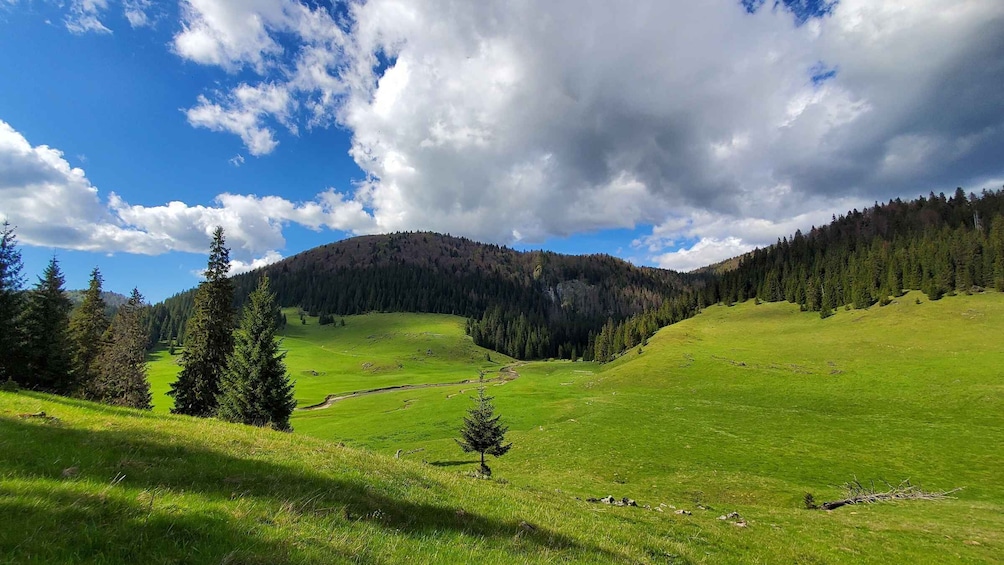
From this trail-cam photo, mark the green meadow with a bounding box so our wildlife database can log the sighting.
[4,291,1002,563]
[146,311,511,412]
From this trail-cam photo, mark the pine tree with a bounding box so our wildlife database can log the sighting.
[217,276,296,431]
[169,227,235,416]
[0,220,26,383]
[22,257,74,393]
[456,374,512,477]
[69,267,109,398]
[95,289,152,409]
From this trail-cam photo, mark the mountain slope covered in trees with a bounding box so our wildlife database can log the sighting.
[148,233,701,360]
[149,187,1004,362]
[708,187,1004,310]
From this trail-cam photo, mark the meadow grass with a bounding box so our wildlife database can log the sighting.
[146,311,510,412]
[6,291,1002,563]
[285,292,1004,563]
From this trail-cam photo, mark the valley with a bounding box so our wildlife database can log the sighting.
[135,291,1004,562]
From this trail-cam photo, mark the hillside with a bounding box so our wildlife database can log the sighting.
[11,291,1003,563]
[0,391,629,563]
[146,311,511,413]
[66,289,129,318]
[709,188,1004,308]
[148,232,701,360]
[287,292,1003,563]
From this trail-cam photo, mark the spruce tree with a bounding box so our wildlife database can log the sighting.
[169,227,235,416]
[0,220,26,383]
[22,257,74,393]
[69,267,109,398]
[95,288,152,409]
[217,276,296,431]
[456,374,512,477]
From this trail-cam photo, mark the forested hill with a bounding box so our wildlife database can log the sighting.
[705,188,1004,311]
[148,232,701,360]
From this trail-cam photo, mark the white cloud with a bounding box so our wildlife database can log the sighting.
[0,119,376,268]
[167,0,1003,260]
[185,83,295,155]
[122,0,153,28]
[228,154,245,167]
[654,237,755,273]
[172,0,297,72]
[229,250,284,275]
[65,0,112,34]
[15,0,1004,272]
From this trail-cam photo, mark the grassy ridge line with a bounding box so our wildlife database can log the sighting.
[0,392,643,564]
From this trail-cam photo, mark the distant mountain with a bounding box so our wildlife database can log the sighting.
[66,290,130,319]
[149,232,705,360]
[150,188,1004,364]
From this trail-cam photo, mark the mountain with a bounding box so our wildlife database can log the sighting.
[148,232,704,360]
[66,290,130,319]
[150,187,1004,364]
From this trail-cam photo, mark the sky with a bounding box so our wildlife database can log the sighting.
[1,0,1002,302]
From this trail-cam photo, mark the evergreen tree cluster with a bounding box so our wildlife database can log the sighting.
[707,188,1004,312]
[149,232,697,361]
[168,228,297,431]
[0,220,152,407]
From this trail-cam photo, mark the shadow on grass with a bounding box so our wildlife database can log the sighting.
[428,460,480,467]
[0,414,616,563]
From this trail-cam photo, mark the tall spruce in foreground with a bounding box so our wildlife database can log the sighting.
[456,374,512,477]
[217,276,296,431]
[0,220,26,382]
[22,257,74,393]
[69,267,109,398]
[169,227,235,416]
[95,288,151,409]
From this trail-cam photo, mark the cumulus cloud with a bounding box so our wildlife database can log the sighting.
[16,0,1004,272]
[229,250,284,275]
[162,0,1004,271]
[0,120,375,270]
[185,82,296,156]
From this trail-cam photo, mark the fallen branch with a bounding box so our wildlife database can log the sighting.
[815,479,961,510]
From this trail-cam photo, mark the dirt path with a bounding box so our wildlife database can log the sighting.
[298,364,523,411]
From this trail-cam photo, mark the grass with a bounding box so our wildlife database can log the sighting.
[147,311,511,412]
[5,291,1003,563]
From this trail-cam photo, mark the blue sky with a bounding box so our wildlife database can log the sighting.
[1,0,1002,302]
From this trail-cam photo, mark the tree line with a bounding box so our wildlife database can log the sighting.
[0,220,150,407]
[147,232,698,361]
[0,222,296,431]
[584,187,1004,363]
[709,188,1004,312]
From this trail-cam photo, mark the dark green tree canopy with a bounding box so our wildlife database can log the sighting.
[169,227,235,417]
[95,288,151,410]
[22,257,74,393]
[457,375,512,477]
[0,220,26,382]
[69,267,109,398]
[217,275,296,431]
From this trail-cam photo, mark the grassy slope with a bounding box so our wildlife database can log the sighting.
[147,311,511,412]
[0,393,625,564]
[7,292,1002,563]
[283,291,1003,563]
